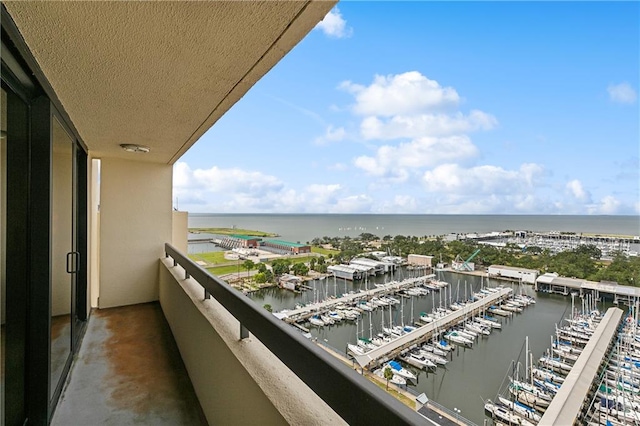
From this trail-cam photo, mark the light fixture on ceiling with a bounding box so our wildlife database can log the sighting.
[120,143,150,153]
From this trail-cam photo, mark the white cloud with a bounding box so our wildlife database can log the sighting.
[608,82,637,104]
[422,163,544,195]
[314,125,346,145]
[340,72,460,117]
[360,110,497,140]
[315,7,352,39]
[354,136,479,182]
[566,179,591,202]
[588,195,622,215]
[174,161,374,213]
[328,162,348,171]
[192,165,283,195]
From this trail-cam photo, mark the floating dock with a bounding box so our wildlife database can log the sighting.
[351,287,513,369]
[538,307,623,425]
[278,275,435,323]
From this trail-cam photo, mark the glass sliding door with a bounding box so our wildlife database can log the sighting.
[50,117,74,398]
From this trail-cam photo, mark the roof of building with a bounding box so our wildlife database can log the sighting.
[488,265,539,274]
[264,239,308,248]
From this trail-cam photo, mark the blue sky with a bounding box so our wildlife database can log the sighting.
[175,2,639,215]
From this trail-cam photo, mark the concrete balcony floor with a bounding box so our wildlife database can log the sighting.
[52,302,207,425]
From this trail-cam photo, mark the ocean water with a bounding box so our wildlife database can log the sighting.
[188,213,639,244]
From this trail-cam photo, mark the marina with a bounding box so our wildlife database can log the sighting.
[250,269,640,425]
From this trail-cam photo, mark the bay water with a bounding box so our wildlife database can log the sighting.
[188,213,639,245]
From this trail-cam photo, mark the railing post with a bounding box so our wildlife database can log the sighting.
[204,289,210,300]
[185,270,190,280]
[240,323,249,340]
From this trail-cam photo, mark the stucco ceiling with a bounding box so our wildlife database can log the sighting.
[4,1,335,164]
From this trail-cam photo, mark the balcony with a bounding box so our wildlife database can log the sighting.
[53,244,425,425]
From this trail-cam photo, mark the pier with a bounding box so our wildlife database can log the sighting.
[277,275,436,323]
[538,307,623,425]
[536,273,640,304]
[351,287,513,369]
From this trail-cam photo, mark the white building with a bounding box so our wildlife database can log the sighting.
[488,265,539,284]
[407,254,433,267]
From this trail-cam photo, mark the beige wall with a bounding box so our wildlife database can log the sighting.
[159,259,345,426]
[90,158,100,308]
[99,157,172,308]
[171,211,188,254]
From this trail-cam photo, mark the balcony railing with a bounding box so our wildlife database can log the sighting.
[164,243,425,425]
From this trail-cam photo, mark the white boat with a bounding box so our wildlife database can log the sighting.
[309,315,325,326]
[497,396,542,422]
[358,301,374,311]
[422,344,447,357]
[435,339,454,352]
[532,367,565,384]
[420,351,448,366]
[385,360,417,381]
[509,379,553,406]
[373,368,406,386]
[320,314,334,325]
[445,331,473,347]
[399,352,436,370]
[489,306,512,317]
[328,311,343,322]
[465,322,490,336]
[484,400,536,426]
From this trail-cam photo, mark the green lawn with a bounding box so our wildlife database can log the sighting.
[272,256,317,265]
[311,246,339,256]
[207,264,244,276]
[189,227,277,237]
[189,251,229,264]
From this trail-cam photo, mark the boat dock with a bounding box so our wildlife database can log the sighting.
[538,307,623,425]
[536,273,640,304]
[351,287,514,369]
[278,275,436,323]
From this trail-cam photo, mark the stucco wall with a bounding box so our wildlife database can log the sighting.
[171,211,188,254]
[159,258,345,426]
[99,157,172,308]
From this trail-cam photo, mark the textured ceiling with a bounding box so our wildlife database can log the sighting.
[4,1,335,164]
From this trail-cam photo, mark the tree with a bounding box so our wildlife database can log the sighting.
[309,257,317,271]
[317,256,325,265]
[383,366,393,390]
[257,263,268,273]
[254,272,267,283]
[271,259,291,276]
[242,259,255,277]
[263,304,272,313]
[291,262,309,276]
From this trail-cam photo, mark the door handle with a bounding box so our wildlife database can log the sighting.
[66,251,80,274]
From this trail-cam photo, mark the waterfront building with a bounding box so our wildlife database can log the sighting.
[327,264,365,281]
[488,265,539,284]
[350,257,387,274]
[219,234,261,249]
[408,254,434,268]
[261,239,311,255]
